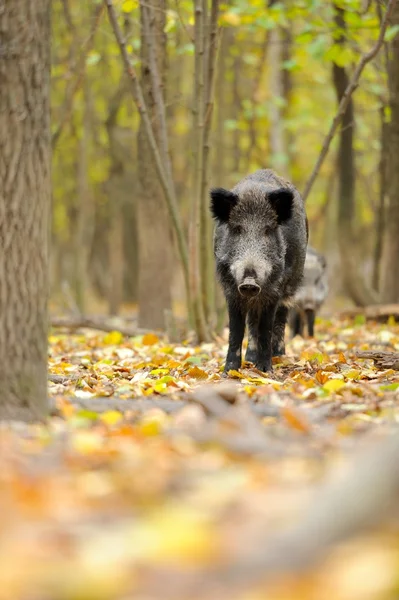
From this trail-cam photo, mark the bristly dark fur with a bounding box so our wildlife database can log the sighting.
[211,169,308,374]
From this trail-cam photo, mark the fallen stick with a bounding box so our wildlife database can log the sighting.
[340,304,399,321]
[50,315,156,337]
[356,350,399,370]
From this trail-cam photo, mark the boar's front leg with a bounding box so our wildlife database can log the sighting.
[272,305,288,356]
[256,304,277,373]
[224,300,246,374]
[245,308,259,365]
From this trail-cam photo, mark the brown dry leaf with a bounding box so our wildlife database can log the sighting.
[187,366,208,380]
[281,406,312,434]
[315,370,329,385]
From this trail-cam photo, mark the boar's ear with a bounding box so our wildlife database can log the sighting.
[210,188,238,223]
[268,188,294,224]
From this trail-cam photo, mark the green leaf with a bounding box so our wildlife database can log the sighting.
[185,356,203,365]
[354,314,366,326]
[380,383,399,392]
[385,24,399,42]
[86,52,100,66]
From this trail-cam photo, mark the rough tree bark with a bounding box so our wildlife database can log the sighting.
[333,5,378,306]
[138,0,173,329]
[380,3,399,302]
[0,0,51,420]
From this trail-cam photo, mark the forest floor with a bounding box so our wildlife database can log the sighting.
[2,318,399,599]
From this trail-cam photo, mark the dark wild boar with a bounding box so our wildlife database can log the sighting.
[289,246,328,338]
[210,169,308,374]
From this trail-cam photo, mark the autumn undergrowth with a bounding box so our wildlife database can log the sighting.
[1,317,399,599]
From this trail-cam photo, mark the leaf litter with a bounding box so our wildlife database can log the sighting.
[3,317,399,598]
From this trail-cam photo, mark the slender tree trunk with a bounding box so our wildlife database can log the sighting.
[268,27,288,176]
[73,79,95,313]
[106,79,128,316]
[333,4,378,306]
[200,0,220,325]
[373,105,389,291]
[380,4,399,301]
[0,0,51,420]
[138,0,173,329]
[232,51,242,176]
[190,0,209,340]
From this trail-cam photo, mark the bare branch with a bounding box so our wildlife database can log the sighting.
[302,0,397,202]
[103,0,190,288]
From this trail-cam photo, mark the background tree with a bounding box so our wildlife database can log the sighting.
[137,1,174,329]
[380,1,399,302]
[49,0,399,334]
[0,0,51,420]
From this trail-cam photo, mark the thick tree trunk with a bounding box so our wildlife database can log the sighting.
[0,0,51,420]
[137,0,173,330]
[380,4,399,302]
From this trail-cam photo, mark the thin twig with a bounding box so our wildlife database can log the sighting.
[52,3,104,149]
[302,0,397,202]
[103,0,190,291]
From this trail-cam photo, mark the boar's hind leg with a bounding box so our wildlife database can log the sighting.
[256,304,277,373]
[272,305,288,356]
[224,301,246,373]
[245,309,259,364]
[305,309,315,337]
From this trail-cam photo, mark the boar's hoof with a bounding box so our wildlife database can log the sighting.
[238,279,261,298]
[255,362,273,374]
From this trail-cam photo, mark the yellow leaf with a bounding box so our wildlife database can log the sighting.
[133,504,216,564]
[103,330,123,345]
[221,11,241,26]
[346,369,361,380]
[100,410,123,426]
[71,431,104,454]
[138,411,167,436]
[227,369,245,379]
[323,379,346,393]
[142,333,159,345]
[122,0,135,12]
[187,366,208,380]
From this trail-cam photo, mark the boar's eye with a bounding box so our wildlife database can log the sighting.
[231,224,242,235]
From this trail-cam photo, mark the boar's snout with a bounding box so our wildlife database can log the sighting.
[238,277,261,298]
